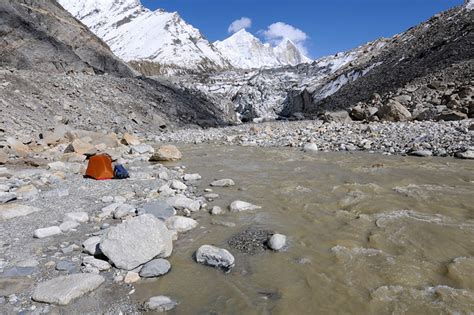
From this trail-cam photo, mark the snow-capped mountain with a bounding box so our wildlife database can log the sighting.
[214,29,312,69]
[57,0,231,74]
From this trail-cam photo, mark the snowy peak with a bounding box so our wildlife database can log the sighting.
[215,30,312,69]
[58,0,230,74]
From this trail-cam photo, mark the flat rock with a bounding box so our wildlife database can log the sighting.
[409,150,433,157]
[195,245,235,272]
[456,150,474,160]
[100,214,173,270]
[145,296,178,312]
[183,173,202,181]
[140,201,176,220]
[32,274,104,305]
[113,204,136,219]
[0,203,42,221]
[210,179,235,187]
[64,212,89,223]
[56,261,77,273]
[59,221,80,232]
[122,133,140,146]
[229,200,261,212]
[165,216,198,232]
[34,226,62,239]
[82,257,111,271]
[171,180,187,191]
[139,259,171,278]
[150,145,182,162]
[166,196,200,212]
[0,277,33,296]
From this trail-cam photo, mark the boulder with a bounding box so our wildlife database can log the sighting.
[303,143,318,152]
[150,145,182,162]
[139,259,171,278]
[165,216,198,232]
[229,201,261,213]
[121,133,140,146]
[435,110,468,121]
[100,214,173,270]
[322,111,352,123]
[64,139,95,155]
[210,179,235,187]
[32,274,104,305]
[268,234,287,251]
[195,245,235,271]
[145,296,178,312]
[378,100,412,121]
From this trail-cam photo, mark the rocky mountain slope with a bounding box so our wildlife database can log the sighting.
[214,29,311,69]
[57,0,231,75]
[0,0,237,139]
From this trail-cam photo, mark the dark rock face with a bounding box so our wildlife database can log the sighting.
[303,5,474,117]
[0,0,135,77]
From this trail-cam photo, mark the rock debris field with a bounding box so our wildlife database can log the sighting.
[0,129,286,314]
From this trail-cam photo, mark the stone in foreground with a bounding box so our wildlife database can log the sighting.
[210,179,235,187]
[140,201,176,220]
[149,145,182,162]
[100,214,173,270]
[34,226,62,239]
[195,245,235,272]
[139,259,171,278]
[268,234,287,251]
[145,296,178,312]
[165,216,198,232]
[32,274,104,305]
[229,200,261,213]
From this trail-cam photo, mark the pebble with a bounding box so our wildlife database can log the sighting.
[33,226,62,239]
[124,271,140,284]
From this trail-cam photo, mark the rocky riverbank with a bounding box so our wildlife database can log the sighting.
[156,120,474,159]
[0,131,284,314]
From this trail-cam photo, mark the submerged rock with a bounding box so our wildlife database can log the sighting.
[210,179,235,187]
[229,200,261,212]
[32,274,104,305]
[100,214,173,270]
[140,201,176,220]
[145,296,178,312]
[195,245,235,272]
[165,216,198,232]
[228,228,273,255]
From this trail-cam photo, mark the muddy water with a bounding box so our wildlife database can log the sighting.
[136,145,474,314]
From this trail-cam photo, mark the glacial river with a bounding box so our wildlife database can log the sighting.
[136,145,474,314]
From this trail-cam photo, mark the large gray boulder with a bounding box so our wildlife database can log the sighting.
[378,100,412,121]
[100,214,173,270]
[32,274,104,306]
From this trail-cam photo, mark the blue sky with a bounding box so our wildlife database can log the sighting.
[141,0,463,58]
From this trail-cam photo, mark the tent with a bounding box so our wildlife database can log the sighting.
[85,154,114,180]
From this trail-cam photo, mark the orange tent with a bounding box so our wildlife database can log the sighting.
[85,154,114,180]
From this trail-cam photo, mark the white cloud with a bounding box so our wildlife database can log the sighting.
[262,22,309,55]
[228,17,252,34]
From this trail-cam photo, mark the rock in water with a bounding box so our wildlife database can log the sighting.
[268,234,287,251]
[140,201,176,220]
[165,216,198,232]
[139,259,171,278]
[145,296,178,312]
[210,179,235,187]
[229,201,261,212]
[303,143,318,152]
[195,245,235,271]
[150,145,182,162]
[32,274,104,305]
[100,214,173,270]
